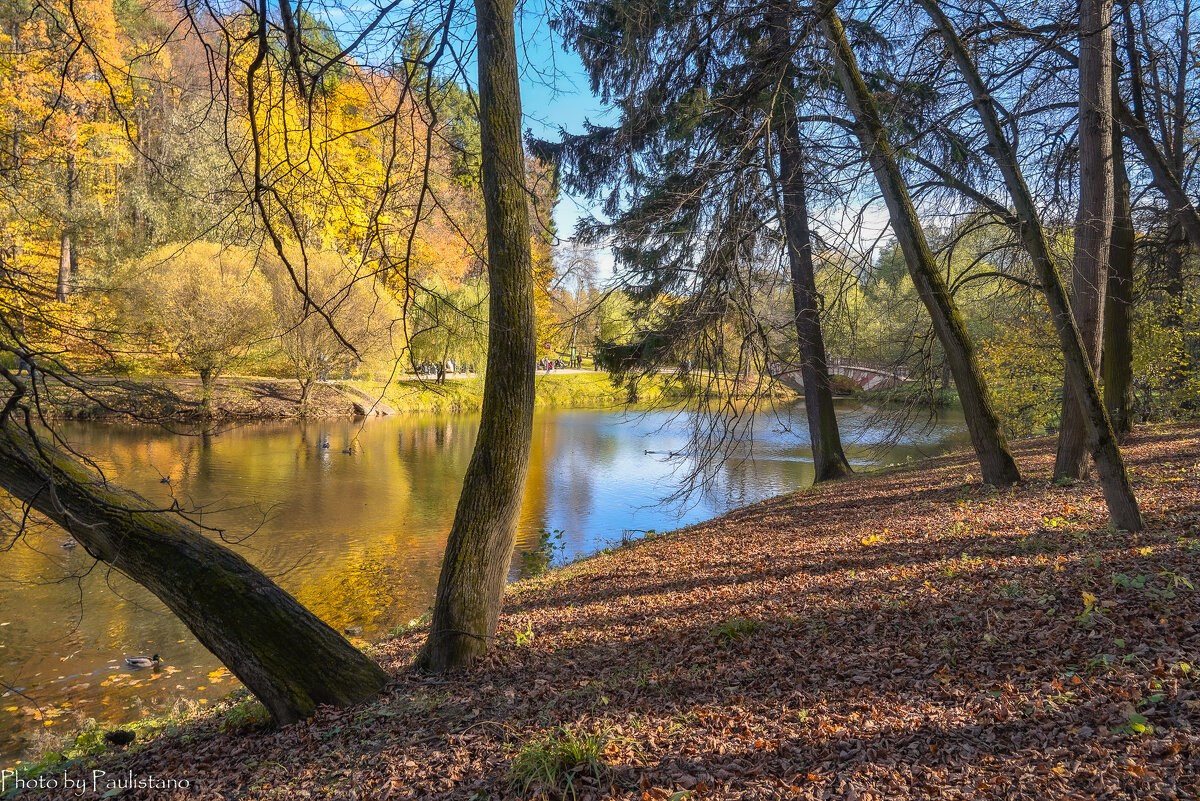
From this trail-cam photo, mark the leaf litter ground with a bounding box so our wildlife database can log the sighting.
[36,424,1200,799]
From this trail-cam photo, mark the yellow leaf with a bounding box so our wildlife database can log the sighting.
[1082,592,1096,607]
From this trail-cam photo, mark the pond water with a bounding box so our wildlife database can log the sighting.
[0,401,969,760]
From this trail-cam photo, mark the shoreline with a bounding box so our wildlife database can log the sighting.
[41,371,800,423]
[7,423,1198,798]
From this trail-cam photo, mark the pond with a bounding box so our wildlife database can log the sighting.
[0,400,969,760]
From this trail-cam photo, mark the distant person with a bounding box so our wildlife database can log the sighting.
[14,347,34,379]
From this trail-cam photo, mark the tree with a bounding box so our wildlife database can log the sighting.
[817,0,1021,487]
[266,249,397,411]
[551,0,855,483]
[1105,57,1137,436]
[916,0,1143,530]
[773,3,853,482]
[128,242,272,416]
[1056,0,1116,479]
[778,88,853,481]
[416,0,538,670]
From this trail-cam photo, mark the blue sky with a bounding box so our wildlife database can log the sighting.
[512,6,617,267]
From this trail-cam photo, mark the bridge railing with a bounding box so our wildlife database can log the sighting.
[768,357,911,380]
[826,356,910,379]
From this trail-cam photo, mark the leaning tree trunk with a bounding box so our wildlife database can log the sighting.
[1056,0,1115,480]
[1105,66,1136,436]
[416,0,537,671]
[0,418,386,724]
[777,97,853,482]
[1116,100,1200,251]
[918,0,1142,530]
[818,1,1020,487]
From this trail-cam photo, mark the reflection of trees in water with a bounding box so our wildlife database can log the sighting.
[541,416,596,550]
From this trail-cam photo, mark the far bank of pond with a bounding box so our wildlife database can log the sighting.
[46,371,801,421]
[0,400,969,762]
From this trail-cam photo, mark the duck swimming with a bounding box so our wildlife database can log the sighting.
[124,653,162,669]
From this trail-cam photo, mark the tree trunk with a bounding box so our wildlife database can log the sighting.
[818,2,1020,487]
[777,93,853,483]
[1116,100,1200,251]
[299,377,314,415]
[918,0,1142,530]
[199,366,216,418]
[56,150,77,303]
[1056,0,1115,480]
[417,0,537,671]
[56,232,72,303]
[0,421,386,724]
[1105,70,1136,436]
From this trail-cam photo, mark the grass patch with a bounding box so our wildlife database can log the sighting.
[709,616,760,646]
[507,726,610,800]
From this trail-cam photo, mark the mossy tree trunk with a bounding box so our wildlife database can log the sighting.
[818,1,1020,487]
[0,421,387,724]
[918,0,1142,531]
[416,0,537,671]
[777,85,853,483]
[1056,0,1115,479]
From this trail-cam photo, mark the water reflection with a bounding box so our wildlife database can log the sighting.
[0,401,968,759]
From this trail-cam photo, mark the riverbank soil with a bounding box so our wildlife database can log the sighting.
[42,371,742,420]
[43,376,370,420]
[41,425,1200,798]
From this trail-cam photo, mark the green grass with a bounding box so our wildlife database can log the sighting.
[371,372,699,414]
[858,383,960,409]
[507,727,610,800]
[708,616,760,646]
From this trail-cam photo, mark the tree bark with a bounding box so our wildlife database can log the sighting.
[1056,0,1115,479]
[299,377,315,414]
[0,420,386,724]
[417,0,537,671]
[818,2,1020,487]
[56,232,72,303]
[918,0,1143,530]
[56,150,76,303]
[777,98,853,482]
[199,366,217,418]
[1105,65,1136,436]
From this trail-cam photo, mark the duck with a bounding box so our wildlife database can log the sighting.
[124,653,162,669]
[159,476,171,484]
[60,539,77,549]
